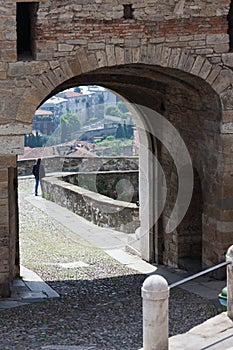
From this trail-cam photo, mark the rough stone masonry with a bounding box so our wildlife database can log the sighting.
[0,0,233,296]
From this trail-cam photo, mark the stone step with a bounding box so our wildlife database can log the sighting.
[169,312,233,350]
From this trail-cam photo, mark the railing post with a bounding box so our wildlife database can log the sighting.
[226,245,233,319]
[141,275,169,350]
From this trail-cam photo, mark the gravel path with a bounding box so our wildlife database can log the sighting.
[0,179,218,350]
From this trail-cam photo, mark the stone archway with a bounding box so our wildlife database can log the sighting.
[2,45,233,296]
[15,50,224,270]
[2,0,233,297]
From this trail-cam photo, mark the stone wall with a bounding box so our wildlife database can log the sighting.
[63,170,139,203]
[1,0,233,295]
[17,156,139,175]
[42,176,139,233]
[35,1,229,60]
[0,156,18,297]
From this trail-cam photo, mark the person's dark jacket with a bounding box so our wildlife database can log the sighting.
[32,162,45,179]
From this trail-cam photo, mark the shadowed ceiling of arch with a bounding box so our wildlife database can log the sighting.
[40,63,221,120]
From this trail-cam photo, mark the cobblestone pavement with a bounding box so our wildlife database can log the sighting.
[0,179,219,350]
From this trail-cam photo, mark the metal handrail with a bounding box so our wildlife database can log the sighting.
[169,261,230,289]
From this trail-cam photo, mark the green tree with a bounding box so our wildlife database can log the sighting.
[83,117,98,126]
[123,121,128,139]
[106,135,115,141]
[24,132,48,148]
[115,123,125,139]
[60,113,81,143]
[105,104,122,117]
[74,87,81,93]
[127,124,134,138]
[61,120,68,143]
[118,101,129,114]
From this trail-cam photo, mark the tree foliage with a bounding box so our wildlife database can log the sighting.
[60,113,81,143]
[118,101,129,114]
[105,105,122,117]
[74,86,81,93]
[25,131,48,148]
[105,101,129,116]
[115,123,125,139]
[115,122,133,139]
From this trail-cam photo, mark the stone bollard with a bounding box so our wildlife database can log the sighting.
[226,245,233,319]
[141,275,169,350]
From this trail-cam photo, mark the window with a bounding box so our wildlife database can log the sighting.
[16,2,38,60]
[228,0,233,52]
[123,4,134,20]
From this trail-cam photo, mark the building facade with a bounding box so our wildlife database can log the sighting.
[0,0,233,296]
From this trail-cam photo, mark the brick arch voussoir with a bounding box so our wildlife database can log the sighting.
[17,44,232,125]
[166,49,233,101]
[15,52,85,125]
[134,44,226,98]
[74,45,123,73]
[165,48,215,83]
[16,84,47,125]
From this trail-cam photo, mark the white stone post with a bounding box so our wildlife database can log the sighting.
[141,275,169,350]
[226,245,233,318]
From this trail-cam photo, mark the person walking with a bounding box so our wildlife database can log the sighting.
[32,158,45,196]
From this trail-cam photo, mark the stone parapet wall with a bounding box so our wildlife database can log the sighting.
[42,176,140,233]
[63,170,139,202]
[62,156,139,172]
[17,157,63,176]
[17,156,139,176]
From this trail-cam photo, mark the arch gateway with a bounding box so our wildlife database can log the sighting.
[1,0,233,296]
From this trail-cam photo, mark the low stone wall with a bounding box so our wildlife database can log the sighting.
[17,156,139,176]
[42,176,140,233]
[63,170,139,203]
[17,156,64,176]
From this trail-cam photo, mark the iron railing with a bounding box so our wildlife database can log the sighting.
[169,261,230,289]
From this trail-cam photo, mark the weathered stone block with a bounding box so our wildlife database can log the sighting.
[160,46,171,67]
[199,60,212,79]
[212,69,233,94]
[0,156,16,168]
[206,65,222,84]
[68,58,82,76]
[76,47,90,73]
[0,136,24,155]
[207,34,229,45]
[132,47,140,63]
[87,52,98,70]
[222,53,233,67]
[190,56,205,75]
[168,47,181,68]
[106,45,116,66]
[222,110,233,123]
[96,50,107,67]
[58,43,74,52]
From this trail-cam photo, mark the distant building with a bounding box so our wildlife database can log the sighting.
[33,109,55,135]
[79,126,117,142]
[36,87,121,130]
[41,96,67,119]
[58,90,94,122]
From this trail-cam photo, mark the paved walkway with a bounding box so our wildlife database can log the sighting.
[0,184,227,309]
[1,180,232,349]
